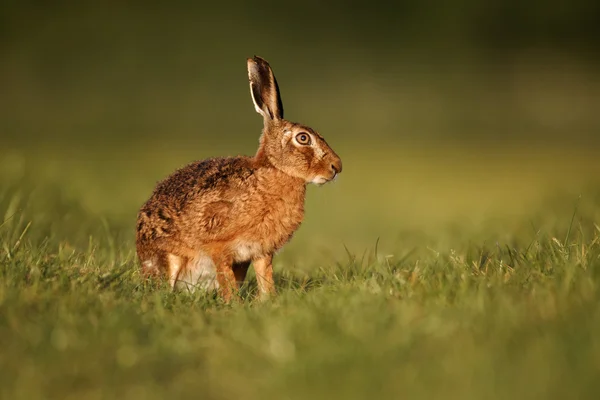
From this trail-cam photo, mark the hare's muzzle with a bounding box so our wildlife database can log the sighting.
[312,155,342,185]
[330,158,342,176]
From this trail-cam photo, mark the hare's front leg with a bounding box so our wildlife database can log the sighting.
[253,255,275,298]
[215,257,238,302]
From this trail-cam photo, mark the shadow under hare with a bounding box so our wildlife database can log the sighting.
[136,56,342,301]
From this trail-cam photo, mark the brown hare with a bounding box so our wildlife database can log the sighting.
[136,56,342,301]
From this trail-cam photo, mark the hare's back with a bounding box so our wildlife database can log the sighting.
[136,156,255,246]
[149,156,254,207]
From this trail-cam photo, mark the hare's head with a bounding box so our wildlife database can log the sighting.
[247,56,342,185]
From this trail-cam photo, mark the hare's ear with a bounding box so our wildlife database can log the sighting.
[247,56,284,122]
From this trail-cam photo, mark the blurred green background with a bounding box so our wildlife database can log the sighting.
[1,0,599,262]
[2,3,600,400]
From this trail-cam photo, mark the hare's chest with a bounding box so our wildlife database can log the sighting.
[234,197,304,258]
[262,201,304,246]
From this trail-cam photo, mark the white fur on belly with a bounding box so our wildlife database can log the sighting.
[231,240,263,262]
[176,254,219,291]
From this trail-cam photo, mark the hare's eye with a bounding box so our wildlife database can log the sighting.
[295,133,311,145]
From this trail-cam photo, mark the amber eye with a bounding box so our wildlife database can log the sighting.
[295,132,311,145]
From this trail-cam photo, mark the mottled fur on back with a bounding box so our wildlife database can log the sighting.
[137,157,254,244]
[135,56,342,301]
[136,155,306,262]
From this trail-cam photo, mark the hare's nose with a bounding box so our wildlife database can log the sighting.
[330,159,342,174]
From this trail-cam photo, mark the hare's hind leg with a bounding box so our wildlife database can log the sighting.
[166,253,186,290]
[140,256,160,278]
[139,251,182,290]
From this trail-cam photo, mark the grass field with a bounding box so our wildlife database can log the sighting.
[1,140,600,399]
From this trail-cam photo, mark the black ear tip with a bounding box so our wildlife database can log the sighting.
[253,55,270,66]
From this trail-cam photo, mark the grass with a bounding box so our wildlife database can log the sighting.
[1,144,600,400]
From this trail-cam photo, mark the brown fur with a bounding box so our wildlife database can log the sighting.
[136,56,342,301]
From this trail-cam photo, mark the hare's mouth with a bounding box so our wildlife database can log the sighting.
[311,175,334,186]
